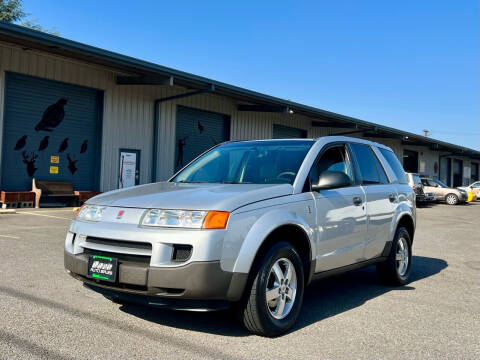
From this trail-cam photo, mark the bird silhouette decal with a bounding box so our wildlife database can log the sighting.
[58,138,69,153]
[38,136,49,151]
[14,135,27,150]
[35,98,68,132]
[197,120,204,134]
[67,154,78,175]
[80,140,88,154]
[22,151,38,177]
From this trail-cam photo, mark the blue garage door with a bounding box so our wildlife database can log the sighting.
[273,124,307,139]
[1,72,102,191]
[175,106,230,172]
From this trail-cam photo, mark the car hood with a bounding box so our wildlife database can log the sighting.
[87,182,293,212]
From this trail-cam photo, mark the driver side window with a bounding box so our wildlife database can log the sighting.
[309,145,354,187]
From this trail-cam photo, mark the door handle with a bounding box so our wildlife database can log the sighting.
[389,193,397,203]
[353,196,363,206]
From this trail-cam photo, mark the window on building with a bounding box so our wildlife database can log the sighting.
[471,163,479,182]
[403,149,419,173]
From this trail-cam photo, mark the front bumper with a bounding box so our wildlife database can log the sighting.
[65,251,247,302]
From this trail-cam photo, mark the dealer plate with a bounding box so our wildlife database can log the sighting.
[87,255,118,283]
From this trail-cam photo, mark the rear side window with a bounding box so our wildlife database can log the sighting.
[349,143,388,184]
[379,148,408,184]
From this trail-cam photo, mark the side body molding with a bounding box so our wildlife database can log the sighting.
[229,208,316,274]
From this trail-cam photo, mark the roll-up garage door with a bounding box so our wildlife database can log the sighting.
[273,124,307,139]
[174,106,230,172]
[1,72,102,191]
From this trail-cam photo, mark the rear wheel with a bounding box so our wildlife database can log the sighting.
[377,227,412,285]
[238,242,304,337]
[445,193,458,205]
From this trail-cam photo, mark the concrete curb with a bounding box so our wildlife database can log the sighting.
[0,209,16,214]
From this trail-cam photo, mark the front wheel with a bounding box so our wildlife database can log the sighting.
[445,193,459,205]
[237,242,304,337]
[377,227,412,285]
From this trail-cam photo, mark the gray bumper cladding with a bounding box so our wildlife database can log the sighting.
[64,251,247,302]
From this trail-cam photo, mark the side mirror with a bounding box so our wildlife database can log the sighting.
[311,171,352,191]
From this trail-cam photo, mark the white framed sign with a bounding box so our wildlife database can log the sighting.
[119,149,140,188]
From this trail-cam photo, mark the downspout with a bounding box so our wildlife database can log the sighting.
[151,99,160,182]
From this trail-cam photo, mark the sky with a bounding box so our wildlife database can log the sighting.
[23,0,479,150]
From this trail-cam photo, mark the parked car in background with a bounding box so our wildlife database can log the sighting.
[458,181,480,201]
[420,178,467,205]
[406,173,435,204]
[65,136,415,337]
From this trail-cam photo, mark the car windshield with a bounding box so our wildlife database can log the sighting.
[171,140,314,185]
[434,179,448,188]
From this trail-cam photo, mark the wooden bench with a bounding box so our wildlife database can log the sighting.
[75,190,101,205]
[32,179,78,208]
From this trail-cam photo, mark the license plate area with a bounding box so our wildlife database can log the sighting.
[87,255,118,283]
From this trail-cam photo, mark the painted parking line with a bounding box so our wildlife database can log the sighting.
[18,212,72,220]
[17,209,75,213]
[0,234,20,239]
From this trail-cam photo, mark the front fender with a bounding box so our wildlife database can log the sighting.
[228,208,315,274]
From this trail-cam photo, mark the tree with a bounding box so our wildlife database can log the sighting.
[0,0,24,22]
[0,0,59,35]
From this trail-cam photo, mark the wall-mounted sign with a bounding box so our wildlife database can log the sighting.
[50,155,59,164]
[119,150,140,189]
[49,166,59,174]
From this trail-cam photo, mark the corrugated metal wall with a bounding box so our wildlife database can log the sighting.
[0,41,476,191]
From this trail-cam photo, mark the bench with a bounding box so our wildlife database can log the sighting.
[32,179,78,208]
[75,191,101,205]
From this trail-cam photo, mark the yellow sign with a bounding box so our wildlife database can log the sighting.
[50,155,59,164]
[49,166,59,174]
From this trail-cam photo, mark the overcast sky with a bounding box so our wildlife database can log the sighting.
[23,0,480,149]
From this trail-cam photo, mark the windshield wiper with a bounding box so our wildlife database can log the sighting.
[220,181,252,184]
[176,180,209,183]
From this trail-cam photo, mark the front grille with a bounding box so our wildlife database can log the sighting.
[171,245,192,262]
[83,248,150,264]
[85,236,152,251]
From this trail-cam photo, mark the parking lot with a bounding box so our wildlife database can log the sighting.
[0,203,479,360]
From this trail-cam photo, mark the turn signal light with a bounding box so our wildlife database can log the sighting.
[202,211,230,229]
[74,204,86,219]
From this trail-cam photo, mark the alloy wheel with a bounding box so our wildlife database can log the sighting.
[446,194,457,205]
[265,258,297,320]
[396,237,410,277]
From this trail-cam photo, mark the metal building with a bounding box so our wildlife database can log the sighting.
[0,22,478,194]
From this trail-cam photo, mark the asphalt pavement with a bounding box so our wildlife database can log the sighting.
[0,202,479,359]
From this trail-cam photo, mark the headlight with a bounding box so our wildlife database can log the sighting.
[141,209,229,229]
[76,204,107,222]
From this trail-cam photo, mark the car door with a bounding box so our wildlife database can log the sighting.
[310,143,367,272]
[349,143,396,260]
[422,178,443,200]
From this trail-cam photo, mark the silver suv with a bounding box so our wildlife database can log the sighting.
[65,136,415,337]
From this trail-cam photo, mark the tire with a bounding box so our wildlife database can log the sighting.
[445,193,458,205]
[237,242,305,337]
[377,227,412,286]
